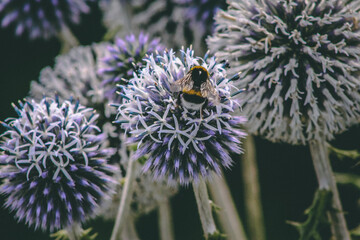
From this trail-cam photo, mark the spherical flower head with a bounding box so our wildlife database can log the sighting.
[0,97,117,232]
[30,43,115,130]
[0,0,92,39]
[174,0,227,35]
[208,0,360,145]
[99,33,165,101]
[115,47,246,185]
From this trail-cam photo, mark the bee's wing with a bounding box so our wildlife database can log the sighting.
[172,73,193,92]
[201,80,220,104]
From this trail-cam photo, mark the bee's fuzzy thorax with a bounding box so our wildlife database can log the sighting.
[190,65,210,77]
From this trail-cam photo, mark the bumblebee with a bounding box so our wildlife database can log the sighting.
[173,66,219,116]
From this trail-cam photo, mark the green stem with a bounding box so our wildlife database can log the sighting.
[67,223,82,240]
[242,135,266,240]
[121,216,140,240]
[208,175,248,240]
[158,197,175,240]
[110,154,137,240]
[57,25,79,53]
[192,179,217,239]
[309,138,350,240]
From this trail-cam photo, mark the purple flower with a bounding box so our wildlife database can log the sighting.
[0,97,117,232]
[0,0,92,39]
[208,0,360,144]
[99,33,165,101]
[114,47,246,185]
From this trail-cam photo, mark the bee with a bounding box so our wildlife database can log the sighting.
[173,65,219,117]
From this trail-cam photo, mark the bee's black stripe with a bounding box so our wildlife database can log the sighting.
[182,93,206,104]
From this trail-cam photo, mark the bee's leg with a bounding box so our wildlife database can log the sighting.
[200,99,208,119]
[176,93,182,108]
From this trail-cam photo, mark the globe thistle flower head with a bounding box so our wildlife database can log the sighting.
[208,0,360,145]
[0,97,117,232]
[30,44,112,121]
[99,33,165,101]
[175,0,227,31]
[115,47,246,185]
[0,0,92,39]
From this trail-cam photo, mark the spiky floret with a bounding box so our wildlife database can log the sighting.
[208,0,360,144]
[99,33,165,101]
[114,47,246,185]
[0,97,117,232]
[0,0,92,39]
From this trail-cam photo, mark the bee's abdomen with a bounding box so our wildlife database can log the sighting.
[182,92,206,104]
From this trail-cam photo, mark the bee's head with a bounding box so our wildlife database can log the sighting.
[190,66,209,87]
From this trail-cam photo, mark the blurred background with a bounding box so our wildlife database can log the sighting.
[0,2,360,240]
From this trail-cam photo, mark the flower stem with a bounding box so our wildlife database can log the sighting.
[309,138,350,240]
[121,216,140,240]
[158,197,175,240]
[192,179,217,239]
[208,175,248,240]
[67,223,82,240]
[57,25,79,53]
[110,154,137,240]
[242,135,266,240]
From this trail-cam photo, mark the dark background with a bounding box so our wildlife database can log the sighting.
[0,3,360,240]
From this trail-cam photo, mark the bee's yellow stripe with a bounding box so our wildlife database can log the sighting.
[183,89,203,97]
[190,66,210,77]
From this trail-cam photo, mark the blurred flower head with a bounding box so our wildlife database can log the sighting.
[174,0,227,47]
[100,0,226,54]
[30,43,112,122]
[115,47,246,185]
[0,97,116,232]
[0,0,92,39]
[99,33,165,101]
[208,0,360,144]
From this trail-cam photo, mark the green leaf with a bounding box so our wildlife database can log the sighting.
[287,189,332,240]
[50,228,98,240]
[328,145,360,160]
[208,231,227,240]
[335,172,360,189]
[350,224,360,240]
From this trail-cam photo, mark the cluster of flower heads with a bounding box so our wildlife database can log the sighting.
[0,0,92,39]
[115,47,246,185]
[99,33,165,101]
[208,0,360,144]
[0,97,117,232]
[99,0,227,54]
[29,38,178,219]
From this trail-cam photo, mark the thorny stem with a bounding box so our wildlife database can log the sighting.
[208,175,248,240]
[67,223,82,240]
[309,138,350,240]
[158,197,175,240]
[110,152,137,240]
[57,24,79,53]
[192,179,217,239]
[242,135,266,240]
